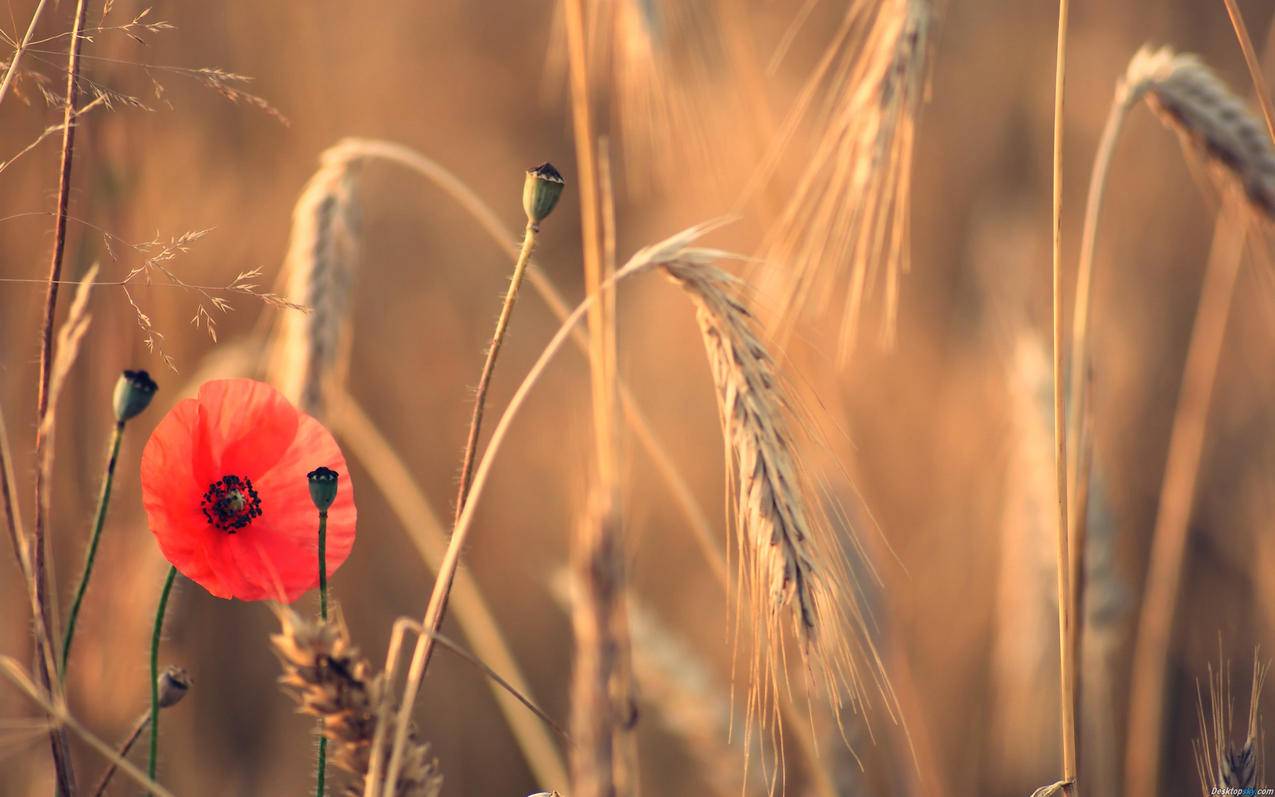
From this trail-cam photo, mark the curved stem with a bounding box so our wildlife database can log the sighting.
[380,256,638,796]
[316,509,328,797]
[60,421,125,676]
[148,566,177,791]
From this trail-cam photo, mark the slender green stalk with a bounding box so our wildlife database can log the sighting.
[60,421,124,676]
[148,566,177,791]
[316,509,328,797]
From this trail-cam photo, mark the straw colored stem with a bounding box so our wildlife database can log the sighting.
[0,0,49,107]
[334,396,569,791]
[1124,208,1246,797]
[561,0,612,487]
[1221,0,1275,142]
[0,658,175,797]
[148,566,177,790]
[33,4,93,792]
[381,259,637,795]
[60,421,124,677]
[1050,0,1078,792]
[1068,96,1130,480]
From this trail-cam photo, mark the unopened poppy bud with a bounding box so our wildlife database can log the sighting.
[522,163,564,225]
[307,467,339,512]
[113,369,157,423]
[157,666,191,708]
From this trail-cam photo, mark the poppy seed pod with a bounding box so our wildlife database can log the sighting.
[522,162,564,225]
[113,369,158,423]
[157,666,192,708]
[307,466,339,513]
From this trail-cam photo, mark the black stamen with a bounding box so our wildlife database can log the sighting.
[200,474,263,533]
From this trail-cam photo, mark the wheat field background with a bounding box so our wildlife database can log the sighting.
[2,1,1274,795]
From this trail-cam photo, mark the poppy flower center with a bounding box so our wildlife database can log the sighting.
[201,475,262,534]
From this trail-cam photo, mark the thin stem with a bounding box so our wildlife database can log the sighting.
[1050,0,1079,793]
[334,395,569,789]
[148,566,177,791]
[90,710,148,797]
[452,220,539,530]
[316,509,328,797]
[0,0,50,108]
[34,4,93,793]
[60,421,125,676]
[380,258,642,797]
[1221,0,1275,143]
[1123,209,1246,797]
[380,219,539,791]
[1068,96,1131,476]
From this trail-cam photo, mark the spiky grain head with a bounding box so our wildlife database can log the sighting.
[271,144,362,418]
[762,0,933,358]
[1124,45,1275,221]
[271,609,441,797]
[616,224,900,760]
[1193,650,1269,795]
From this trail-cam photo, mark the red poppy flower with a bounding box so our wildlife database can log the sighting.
[140,379,356,602]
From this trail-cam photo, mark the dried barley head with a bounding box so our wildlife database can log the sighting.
[1124,45,1275,221]
[271,609,441,797]
[271,145,362,418]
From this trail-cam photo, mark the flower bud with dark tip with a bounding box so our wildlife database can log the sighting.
[113,369,158,424]
[157,666,191,709]
[307,467,339,513]
[523,162,564,226]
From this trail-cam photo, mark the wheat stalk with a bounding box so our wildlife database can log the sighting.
[271,146,361,417]
[272,608,442,797]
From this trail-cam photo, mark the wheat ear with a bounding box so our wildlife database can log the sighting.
[271,146,361,417]
[760,0,933,357]
[1121,48,1275,789]
[272,608,442,797]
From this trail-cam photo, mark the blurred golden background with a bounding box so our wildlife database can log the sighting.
[3,1,1275,795]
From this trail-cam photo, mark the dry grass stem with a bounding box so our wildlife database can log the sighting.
[1049,2,1077,793]
[1220,0,1275,142]
[332,393,569,789]
[272,609,443,797]
[31,4,95,790]
[0,0,49,107]
[0,657,173,797]
[1124,203,1248,797]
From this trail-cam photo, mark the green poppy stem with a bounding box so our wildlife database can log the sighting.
[59,420,125,677]
[316,508,328,797]
[148,565,176,791]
